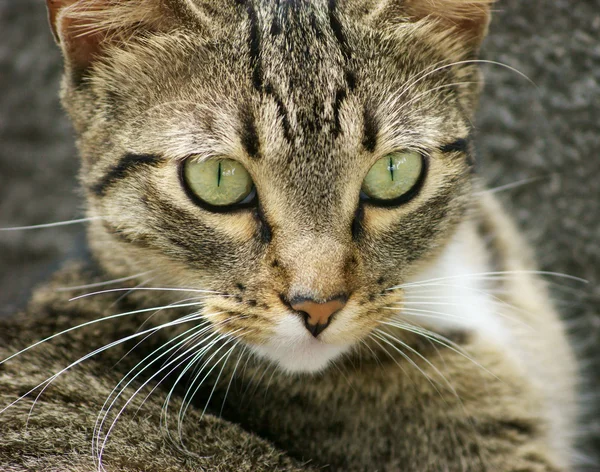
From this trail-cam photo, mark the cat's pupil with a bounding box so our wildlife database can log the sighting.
[217,161,222,187]
[389,156,395,182]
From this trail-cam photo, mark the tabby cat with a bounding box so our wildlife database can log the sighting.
[0,0,579,470]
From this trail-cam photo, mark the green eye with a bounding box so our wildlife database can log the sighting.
[361,151,425,203]
[183,158,255,208]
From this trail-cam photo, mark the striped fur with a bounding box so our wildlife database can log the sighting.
[0,1,578,470]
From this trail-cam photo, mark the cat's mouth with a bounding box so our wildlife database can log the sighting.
[250,314,354,373]
[246,301,374,373]
[205,289,399,373]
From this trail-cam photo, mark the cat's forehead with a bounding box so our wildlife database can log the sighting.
[254,1,348,88]
[95,0,467,199]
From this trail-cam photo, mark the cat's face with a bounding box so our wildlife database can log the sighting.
[50,0,490,372]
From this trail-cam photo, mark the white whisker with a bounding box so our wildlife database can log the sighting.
[357,338,384,369]
[390,270,588,290]
[178,332,243,428]
[92,322,213,455]
[136,322,236,423]
[109,278,156,307]
[157,323,246,447]
[387,303,530,330]
[381,320,498,380]
[184,338,240,426]
[133,296,210,335]
[264,360,283,398]
[219,345,247,417]
[56,272,154,292]
[69,287,220,301]
[404,293,539,325]
[366,334,411,378]
[395,59,535,105]
[371,331,442,391]
[19,315,202,423]
[0,216,104,231]
[383,306,471,322]
[372,330,458,407]
[244,359,273,401]
[388,81,477,117]
[96,326,231,464]
[476,176,548,196]
[0,302,205,367]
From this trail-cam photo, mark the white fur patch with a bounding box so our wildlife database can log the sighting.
[402,229,510,345]
[252,226,509,373]
[251,314,352,373]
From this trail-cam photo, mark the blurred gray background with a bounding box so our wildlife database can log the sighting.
[1,0,599,468]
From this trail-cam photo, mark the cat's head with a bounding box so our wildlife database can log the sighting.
[47,0,492,373]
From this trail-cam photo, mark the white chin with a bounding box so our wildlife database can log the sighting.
[250,316,352,374]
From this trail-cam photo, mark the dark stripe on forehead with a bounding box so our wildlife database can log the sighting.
[264,83,292,143]
[239,104,261,158]
[244,1,263,91]
[332,72,357,140]
[328,0,350,60]
[345,70,357,91]
[362,104,379,152]
[91,154,162,196]
[332,88,347,138]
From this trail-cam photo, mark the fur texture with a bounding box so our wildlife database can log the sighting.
[0,200,577,470]
[0,0,584,470]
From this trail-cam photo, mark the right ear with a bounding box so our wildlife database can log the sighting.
[358,0,493,54]
[45,0,204,85]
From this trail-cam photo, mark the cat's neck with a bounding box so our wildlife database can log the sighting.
[403,220,510,346]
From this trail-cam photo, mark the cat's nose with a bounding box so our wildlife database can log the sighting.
[290,296,347,337]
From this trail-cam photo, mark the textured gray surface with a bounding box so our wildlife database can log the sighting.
[0,0,598,466]
[0,0,81,316]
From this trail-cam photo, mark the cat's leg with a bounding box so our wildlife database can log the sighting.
[395,336,572,472]
[0,266,313,471]
[0,345,313,472]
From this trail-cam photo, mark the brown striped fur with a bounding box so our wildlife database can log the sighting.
[0,1,578,470]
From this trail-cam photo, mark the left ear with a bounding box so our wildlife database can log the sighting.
[46,0,201,85]
[47,0,112,78]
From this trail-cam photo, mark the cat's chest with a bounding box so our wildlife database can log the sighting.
[199,331,503,472]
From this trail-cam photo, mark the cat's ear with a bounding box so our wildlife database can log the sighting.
[47,0,106,79]
[367,0,493,49]
[406,0,492,45]
[45,0,201,84]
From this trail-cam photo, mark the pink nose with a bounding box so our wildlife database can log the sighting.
[291,297,347,337]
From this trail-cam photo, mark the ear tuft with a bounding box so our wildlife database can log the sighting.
[46,0,187,83]
[365,0,494,49]
[404,0,492,45]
